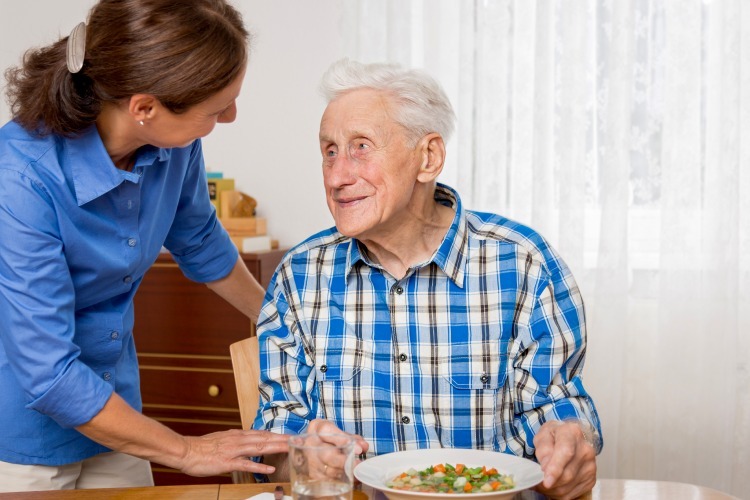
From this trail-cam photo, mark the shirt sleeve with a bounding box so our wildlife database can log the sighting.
[254,264,317,434]
[0,168,113,428]
[163,140,238,283]
[510,254,603,455]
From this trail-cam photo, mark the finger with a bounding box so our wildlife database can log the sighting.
[533,425,556,469]
[246,438,289,456]
[320,431,357,447]
[234,456,277,475]
[308,419,339,434]
[538,460,596,500]
[245,430,292,443]
[354,437,369,455]
[541,429,578,488]
[234,431,290,457]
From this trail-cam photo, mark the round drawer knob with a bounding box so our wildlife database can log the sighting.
[208,384,221,397]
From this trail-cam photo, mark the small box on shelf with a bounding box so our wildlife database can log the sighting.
[215,187,277,253]
[220,217,267,235]
[207,178,235,217]
[229,235,278,253]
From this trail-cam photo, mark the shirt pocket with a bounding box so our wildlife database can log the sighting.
[442,331,508,389]
[435,327,509,449]
[312,327,374,427]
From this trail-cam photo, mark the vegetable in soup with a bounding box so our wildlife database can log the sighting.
[386,463,515,494]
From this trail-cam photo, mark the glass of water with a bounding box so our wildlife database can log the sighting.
[289,433,355,500]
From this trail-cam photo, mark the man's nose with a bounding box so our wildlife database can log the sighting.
[326,154,357,185]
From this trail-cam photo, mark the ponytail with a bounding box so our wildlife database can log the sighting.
[4,0,249,138]
[5,37,100,137]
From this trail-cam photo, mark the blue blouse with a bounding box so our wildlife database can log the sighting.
[0,120,238,465]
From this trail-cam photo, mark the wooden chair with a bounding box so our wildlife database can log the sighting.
[230,335,261,484]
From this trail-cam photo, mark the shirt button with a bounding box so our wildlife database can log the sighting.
[320,364,328,373]
[123,275,133,284]
[103,372,112,381]
[110,331,119,340]
[127,238,137,247]
[401,416,411,424]
[399,353,408,362]
[480,374,490,383]
[393,285,404,295]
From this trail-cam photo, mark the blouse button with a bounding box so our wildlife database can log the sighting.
[123,275,133,284]
[480,373,490,383]
[110,331,119,340]
[103,372,112,381]
[401,416,411,424]
[320,364,328,373]
[399,353,408,362]
[395,286,404,295]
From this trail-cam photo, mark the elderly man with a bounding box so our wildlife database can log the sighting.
[255,59,601,499]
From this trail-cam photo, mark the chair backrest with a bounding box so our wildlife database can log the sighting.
[230,335,261,431]
[229,336,261,484]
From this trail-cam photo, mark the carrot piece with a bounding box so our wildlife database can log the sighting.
[490,481,501,490]
[455,464,465,474]
[434,464,446,473]
[464,482,473,492]
[486,468,498,475]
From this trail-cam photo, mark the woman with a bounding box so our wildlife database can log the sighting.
[0,0,288,491]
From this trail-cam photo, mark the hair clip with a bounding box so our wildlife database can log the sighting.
[66,22,87,73]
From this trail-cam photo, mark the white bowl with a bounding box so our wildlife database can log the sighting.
[354,449,543,500]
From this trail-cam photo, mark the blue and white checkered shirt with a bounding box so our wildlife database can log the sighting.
[255,183,602,459]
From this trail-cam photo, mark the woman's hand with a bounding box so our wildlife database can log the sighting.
[177,429,290,477]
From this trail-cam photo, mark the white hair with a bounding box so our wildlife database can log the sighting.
[320,58,456,146]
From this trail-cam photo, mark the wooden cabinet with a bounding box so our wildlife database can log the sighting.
[133,249,287,486]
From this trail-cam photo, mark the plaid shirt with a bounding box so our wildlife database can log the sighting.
[255,183,602,458]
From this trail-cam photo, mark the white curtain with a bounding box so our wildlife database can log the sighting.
[340,1,750,497]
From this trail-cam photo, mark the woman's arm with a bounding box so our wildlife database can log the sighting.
[76,392,288,476]
[206,256,266,323]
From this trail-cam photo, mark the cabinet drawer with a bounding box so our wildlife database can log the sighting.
[140,365,239,409]
[144,416,241,436]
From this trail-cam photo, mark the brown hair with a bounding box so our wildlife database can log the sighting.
[4,0,251,136]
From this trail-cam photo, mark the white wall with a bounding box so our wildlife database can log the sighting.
[0,0,345,248]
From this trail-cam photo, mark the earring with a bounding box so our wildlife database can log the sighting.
[139,120,144,126]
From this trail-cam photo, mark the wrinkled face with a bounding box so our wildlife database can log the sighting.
[319,88,422,240]
[148,67,246,148]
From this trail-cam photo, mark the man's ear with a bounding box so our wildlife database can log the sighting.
[416,133,446,184]
[128,94,158,123]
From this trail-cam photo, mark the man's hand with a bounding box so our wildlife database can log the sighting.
[266,419,371,482]
[533,420,597,500]
[307,419,370,456]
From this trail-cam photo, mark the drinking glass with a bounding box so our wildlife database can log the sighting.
[289,433,355,500]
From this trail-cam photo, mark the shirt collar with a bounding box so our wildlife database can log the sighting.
[344,183,468,287]
[65,126,170,206]
[430,183,468,287]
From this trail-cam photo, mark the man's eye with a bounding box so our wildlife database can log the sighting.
[352,142,369,154]
[326,149,337,157]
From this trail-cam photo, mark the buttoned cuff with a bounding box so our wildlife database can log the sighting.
[26,361,114,428]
